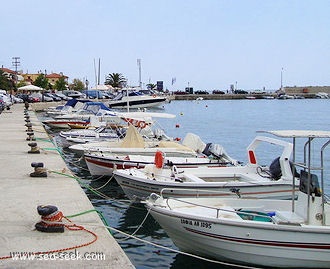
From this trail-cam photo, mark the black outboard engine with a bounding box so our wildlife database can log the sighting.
[269,157,282,180]
[202,143,212,156]
[202,143,224,158]
[269,157,299,180]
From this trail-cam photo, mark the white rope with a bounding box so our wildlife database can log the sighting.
[91,175,114,190]
[119,208,152,241]
[79,221,261,269]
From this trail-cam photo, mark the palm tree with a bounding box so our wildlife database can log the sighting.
[105,73,126,88]
[146,83,156,90]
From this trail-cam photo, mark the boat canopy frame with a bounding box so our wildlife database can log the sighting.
[259,130,330,225]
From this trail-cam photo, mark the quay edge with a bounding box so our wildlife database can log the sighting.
[0,103,134,268]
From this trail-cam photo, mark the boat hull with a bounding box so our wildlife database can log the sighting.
[147,199,330,268]
[84,154,228,177]
[114,170,297,201]
[43,120,90,129]
[108,97,167,109]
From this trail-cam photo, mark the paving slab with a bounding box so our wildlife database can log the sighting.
[0,104,134,268]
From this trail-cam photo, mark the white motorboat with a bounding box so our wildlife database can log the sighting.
[114,135,300,201]
[108,88,168,109]
[58,125,126,147]
[315,92,329,99]
[68,112,178,156]
[44,99,90,117]
[84,136,238,178]
[277,94,295,100]
[53,101,118,120]
[69,125,188,156]
[145,130,330,268]
[43,102,122,129]
[42,119,91,129]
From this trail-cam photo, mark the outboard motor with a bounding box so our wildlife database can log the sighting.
[269,157,299,180]
[206,143,224,158]
[269,157,282,180]
[202,143,212,156]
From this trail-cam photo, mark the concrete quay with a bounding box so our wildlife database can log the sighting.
[0,104,134,268]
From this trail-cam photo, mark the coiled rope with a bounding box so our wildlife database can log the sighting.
[0,211,98,261]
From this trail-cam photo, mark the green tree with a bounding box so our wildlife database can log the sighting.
[0,70,13,91]
[105,73,126,88]
[16,81,27,88]
[69,78,85,91]
[34,74,49,89]
[54,77,67,91]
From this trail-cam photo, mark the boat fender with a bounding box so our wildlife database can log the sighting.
[154,151,164,168]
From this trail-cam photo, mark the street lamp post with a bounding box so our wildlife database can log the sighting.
[280,68,283,91]
[85,79,89,90]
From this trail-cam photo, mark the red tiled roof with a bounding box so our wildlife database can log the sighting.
[0,68,15,74]
[46,73,68,78]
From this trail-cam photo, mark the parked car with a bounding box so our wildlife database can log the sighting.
[0,93,13,109]
[82,90,106,99]
[53,92,71,100]
[0,99,6,113]
[10,94,24,103]
[16,93,37,103]
[44,93,61,101]
[194,90,209,94]
[29,93,53,102]
[173,91,188,95]
[234,89,248,94]
[63,90,86,99]
[212,90,225,94]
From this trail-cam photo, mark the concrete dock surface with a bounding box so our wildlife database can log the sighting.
[0,104,134,268]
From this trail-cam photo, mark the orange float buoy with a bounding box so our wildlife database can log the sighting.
[154,151,164,168]
[138,121,146,128]
[175,137,181,141]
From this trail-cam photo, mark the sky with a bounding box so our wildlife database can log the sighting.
[1,0,330,92]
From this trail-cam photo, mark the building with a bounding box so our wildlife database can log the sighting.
[0,67,24,82]
[46,72,68,86]
[22,72,68,86]
[22,73,42,84]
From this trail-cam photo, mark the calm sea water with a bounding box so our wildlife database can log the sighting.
[47,99,330,269]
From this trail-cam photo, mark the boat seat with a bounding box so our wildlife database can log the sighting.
[273,211,305,225]
[182,173,205,183]
[217,206,242,219]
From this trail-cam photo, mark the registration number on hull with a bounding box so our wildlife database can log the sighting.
[180,218,212,229]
